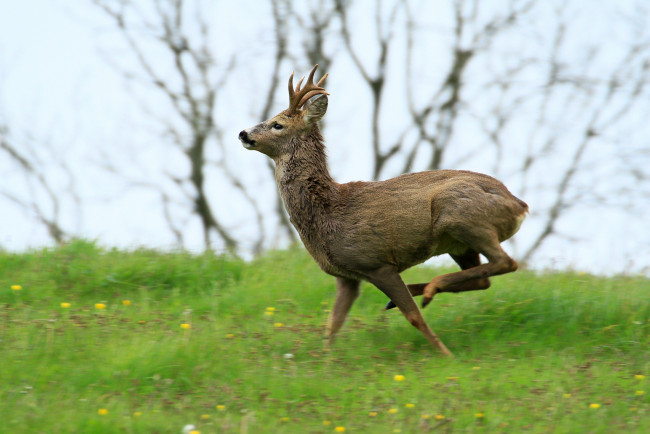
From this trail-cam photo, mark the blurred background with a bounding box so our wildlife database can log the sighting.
[1,0,649,274]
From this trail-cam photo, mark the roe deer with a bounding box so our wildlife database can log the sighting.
[239,65,528,355]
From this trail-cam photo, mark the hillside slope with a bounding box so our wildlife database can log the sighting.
[1,241,648,433]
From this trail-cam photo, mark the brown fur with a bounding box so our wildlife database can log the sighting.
[239,68,528,355]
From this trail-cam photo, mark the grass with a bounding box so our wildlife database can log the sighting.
[0,240,648,433]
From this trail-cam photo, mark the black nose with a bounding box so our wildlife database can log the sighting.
[239,130,256,146]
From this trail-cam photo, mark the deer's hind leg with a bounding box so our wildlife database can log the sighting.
[421,235,518,308]
[444,250,491,293]
[384,250,489,310]
[326,277,361,345]
[367,267,452,356]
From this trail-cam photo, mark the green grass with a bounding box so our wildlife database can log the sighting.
[0,240,648,433]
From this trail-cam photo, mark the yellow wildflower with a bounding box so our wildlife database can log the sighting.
[274,322,284,327]
[122,300,131,306]
[475,413,485,418]
[189,431,200,434]
[421,414,431,420]
[405,403,415,408]
[225,333,235,339]
[635,390,644,396]
[434,414,445,420]
[180,323,191,329]
[368,411,378,417]
[472,366,481,370]
[446,376,459,380]
[11,285,22,291]
[133,412,142,417]
[266,307,276,312]
[589,403,601,409]
[264,311,274,316]
[280,417,290,422]
[200,414,210,420]
[60,302,71,308]
[98,408,108,415]
[388,408,398,414]
[563,393,572,398]
[335,427,346,433]
[393,374,405,381]
[635,374,645,380]
[95,303,106,310]
[216,405,225,411]
[322,420,332,426]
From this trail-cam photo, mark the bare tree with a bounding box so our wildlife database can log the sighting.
[93,0,257,253]
[334,0,532,180]
[329,0,650,264]
[87,0,649,267]
[291,0,338,76]
[335,0,405,180]
[481,6,650,263]
[0,125,78,244]
[402,0,534,173]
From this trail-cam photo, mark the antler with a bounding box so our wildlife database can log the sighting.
[287,65,329,114]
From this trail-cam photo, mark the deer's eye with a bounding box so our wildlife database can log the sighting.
[272,123,283,130]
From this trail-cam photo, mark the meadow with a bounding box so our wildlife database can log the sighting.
[0,241,648,433]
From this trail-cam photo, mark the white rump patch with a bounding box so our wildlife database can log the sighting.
[512,211,527,235]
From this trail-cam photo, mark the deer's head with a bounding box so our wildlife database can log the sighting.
[239,65,329,158]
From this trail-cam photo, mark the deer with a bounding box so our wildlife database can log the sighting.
[238,65,528,356]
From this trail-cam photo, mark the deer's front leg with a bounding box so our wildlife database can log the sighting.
[326,277,361,344]
[385,251,488,310]
[384,283,425,310]
[367,267,452,356]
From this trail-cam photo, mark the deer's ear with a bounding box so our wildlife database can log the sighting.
[303,94,328,124]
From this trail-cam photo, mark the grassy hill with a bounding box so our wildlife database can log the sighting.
[1,241,648,433]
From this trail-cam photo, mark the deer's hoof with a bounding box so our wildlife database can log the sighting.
[422,283,438,308]
[384,300,397,310]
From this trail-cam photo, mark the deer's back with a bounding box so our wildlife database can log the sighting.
[327,170,528,276]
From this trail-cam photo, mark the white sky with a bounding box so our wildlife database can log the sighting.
[1,0,649,275]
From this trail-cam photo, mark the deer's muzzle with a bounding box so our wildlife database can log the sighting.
[239,130,256,148]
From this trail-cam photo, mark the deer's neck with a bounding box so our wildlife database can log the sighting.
[274,131,339,240]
